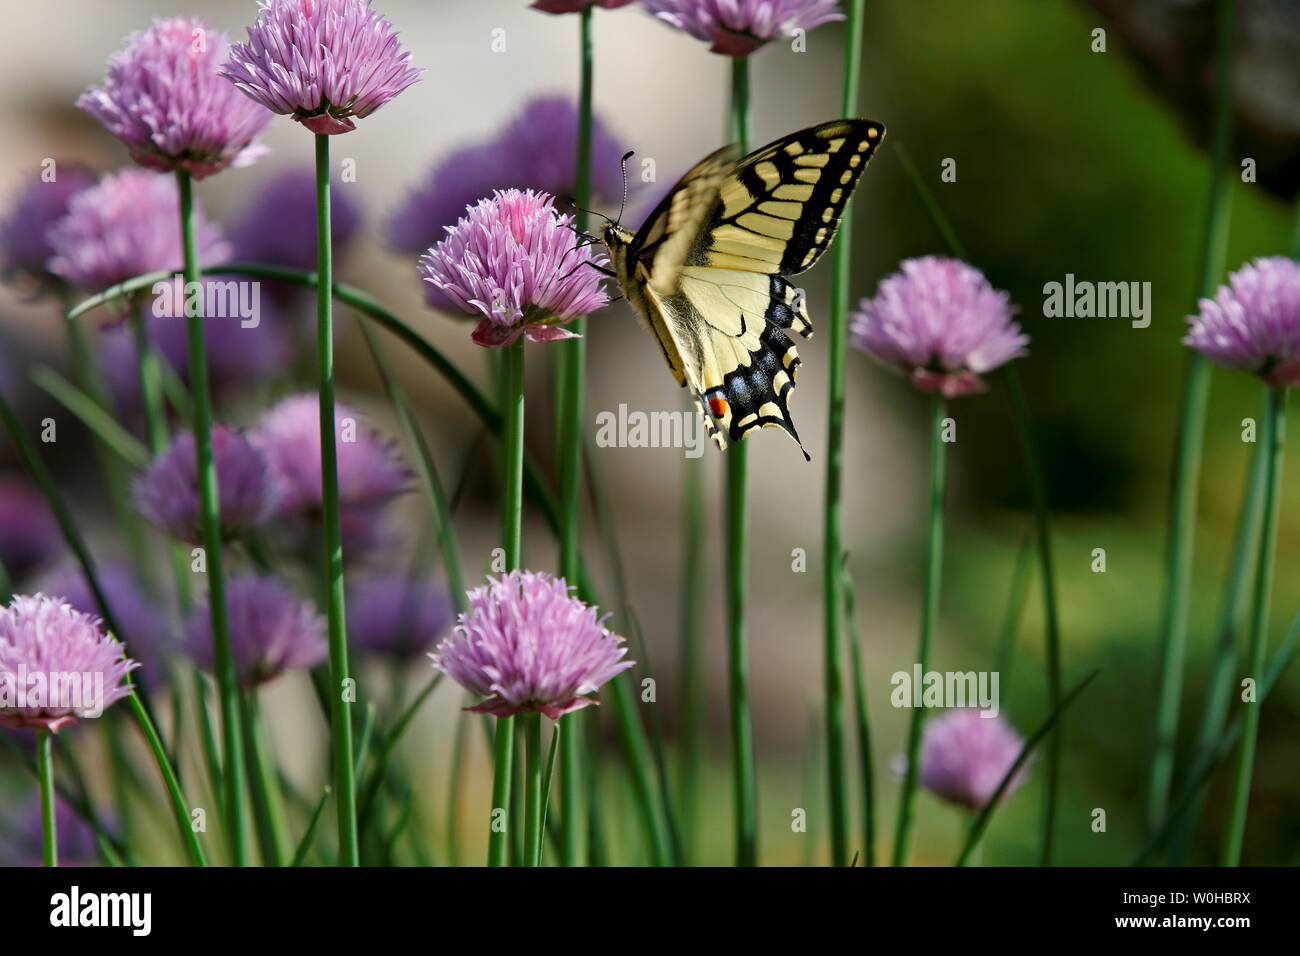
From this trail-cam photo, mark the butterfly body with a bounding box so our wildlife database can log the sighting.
[602,118,885,460]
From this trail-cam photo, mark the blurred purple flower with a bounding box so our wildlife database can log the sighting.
[1185,256,1300,386]
[0,594,137,733]
[431,570,632,720]
[917,708,1028,811]
[346,575,453,660]
[643,0,843,56]
[419,189,609,347]
[229,169,362,272]
[0,165,98,294]
[133,426,280,544]
[387,96,626,309]
[253,393,409,548]
[0,476,60,579]
[850,256,1028,397]
[46,169,228,299]
[532,0,637,13]
[222,0,422,136]
[186,574,326,688]
[77,17,271,179]
[7,796,103,866]
[38,562,171,690]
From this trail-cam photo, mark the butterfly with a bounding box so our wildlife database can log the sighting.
[595,118,885,460]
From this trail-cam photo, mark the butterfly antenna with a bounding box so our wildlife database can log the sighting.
[616,150,634,225]
[567,196,612,227]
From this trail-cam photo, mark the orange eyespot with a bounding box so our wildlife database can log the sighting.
[708,395,729,419]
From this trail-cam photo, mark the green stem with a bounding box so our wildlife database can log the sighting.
[178,168,248,866]
[313,134,358,866]
[243,692,292,867]
[1220,387,1287,865]
[725,53,757,868]
[556,3,595,868]
[1169,388,1269,862]
[893,394,947,866]
[823,0,866,868]
[488,339,526,867]
[523,713,544,866]
[37,730,56,867]
[1003,366,1063,864]
[677,437,704,860]
[841,555,876,866]
[1146,0,1236,833]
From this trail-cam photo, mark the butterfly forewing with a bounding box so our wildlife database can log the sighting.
[614,118,885,459]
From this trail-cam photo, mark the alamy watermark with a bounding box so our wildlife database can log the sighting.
[1043,273,1151,328]
[594,403,706,459]
[891,665,1000,717]
[151,274,262,328]
[0,666,107,718]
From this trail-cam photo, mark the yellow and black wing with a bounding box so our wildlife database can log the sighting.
[632,119,885,458]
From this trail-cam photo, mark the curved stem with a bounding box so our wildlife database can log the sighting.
[893,394,947,866]
[1220,386,1287,865]
[313,133,358,866]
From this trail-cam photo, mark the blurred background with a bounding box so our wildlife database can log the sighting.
[0,0,1297,865]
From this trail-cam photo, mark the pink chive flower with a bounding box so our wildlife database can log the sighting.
[133,426,280,544]
[253,393,410,546]
[45,169,228,299]
[532,1,637,14]
[917,708,1029,811]
[0,595,138,733]
[0,165,98,294]
[418,189,609,348]
[431,571,633,720]
[642,0,843,56]
[222,0,423,136]
[1185,256,1300,386]
[850,256,1028,398]
[186,575,326,688]
[77,18,271,179]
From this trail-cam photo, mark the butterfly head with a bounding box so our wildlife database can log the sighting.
[600,222,637,278]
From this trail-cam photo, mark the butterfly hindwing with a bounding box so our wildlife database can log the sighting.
[606,118,885,459]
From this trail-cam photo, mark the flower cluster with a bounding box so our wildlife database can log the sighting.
[78,17,271,178]
[347,576,453,661]
[432,570,632,719]
[851,256,1028,397]
[223,0,422,135]
[643,0,843,56]
[918,708,1028,811]
[1185,256,1300,385]
[418,189,610,347]
[0,594,137,732]
[0,165,98,293]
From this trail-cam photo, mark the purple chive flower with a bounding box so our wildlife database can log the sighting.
[419,189,609,347]
[77,18,272,179]
[253,393,409,545]
[0,476,60,579]
[431,570,632,720]
[222,0,423,136]
[133,426,280,543]
[186,574,326,688]
[917,708,1029,811]
[229,168,362,271]
[643,0,844,56]
[1185,256,1300,386]
[532,0,637,13]
[850,256,1028,397]
[0,165,98,294]
[46,169,228,299]
[39,562,171,690]
[0,594,138,733]
[346,576,453,660]
[8,796,104,866]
